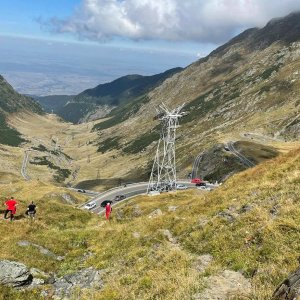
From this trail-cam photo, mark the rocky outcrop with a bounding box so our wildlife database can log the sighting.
[168,205,178,212]
[0,260,33,287]
[193,254,213,274]
[0,260,103,299]
[17,240,64,261]
[194,270,251,300]
[272,265,300,300]
[148,208,162,218]
[51,267,103,298]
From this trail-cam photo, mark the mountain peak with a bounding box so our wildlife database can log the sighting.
[250,10,300,48]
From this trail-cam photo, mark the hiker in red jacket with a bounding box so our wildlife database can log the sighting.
[105,202,112,220]
[4,197,18,221]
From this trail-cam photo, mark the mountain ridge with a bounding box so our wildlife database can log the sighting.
[56,67,183,123]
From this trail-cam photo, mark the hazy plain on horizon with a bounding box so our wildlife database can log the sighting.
[0,35,198,96]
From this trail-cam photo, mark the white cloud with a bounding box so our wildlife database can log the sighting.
[45,0,300,43]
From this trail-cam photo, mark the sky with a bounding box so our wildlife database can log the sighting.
[0,0,300,95]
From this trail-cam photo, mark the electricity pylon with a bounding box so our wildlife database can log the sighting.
[147,103,185,193]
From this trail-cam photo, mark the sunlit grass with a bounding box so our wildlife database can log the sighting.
[0,147,299,299]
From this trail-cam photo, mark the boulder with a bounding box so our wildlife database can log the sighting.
[161,229,177,244]
[148,209,162,218]
[53,267,103,298]
[238,204,252,214]
[194,254,213,273]
[217,211,235,223]
[272,265,300,300]
[132,232,141,238]
[194,270,251,300]
[132,204,142,217]
[168,206,178,212]
[0,260,33,287]
[17,240,64,261]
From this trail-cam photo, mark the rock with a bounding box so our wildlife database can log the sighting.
[30,268,49,280]
[0,260,33,287]
[148,209,163,218]
[132,232,140,238]
[31,278,45,286]
[17,240,65,261]
[217,211,235,223]
[161,229,177,244]
[194,254,213,273]
[133,204,142,217]
[115,209,125,220]
[198,217,209,227]
[270,204,280,217]
[194,270,251,300]
[272,265,300,300]
[53,267,103,297]
[238,204,252,213]
[61,194,75,204]
[168,206,178,212]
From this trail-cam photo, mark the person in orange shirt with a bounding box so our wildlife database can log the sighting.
[4,197,18,221]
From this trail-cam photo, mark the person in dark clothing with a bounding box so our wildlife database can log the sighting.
[26,201,36,219]
[4,197,18,221]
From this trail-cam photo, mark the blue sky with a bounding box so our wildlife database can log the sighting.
[0,0,79,40]
[0,0,300,95]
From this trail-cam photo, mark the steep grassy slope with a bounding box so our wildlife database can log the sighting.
[0,147,299,299]
[58,68,182,123]
[0,75,43,146]
[90,12,300,181]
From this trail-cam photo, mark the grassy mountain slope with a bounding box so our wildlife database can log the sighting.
[58,68,183,123]
[0,75,43,146]
[0,146,299,299]
[90,12,300,182]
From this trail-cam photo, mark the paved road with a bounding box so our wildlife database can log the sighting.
[80,181,197,214]
[192,152,204,179]
[227,141,255,167]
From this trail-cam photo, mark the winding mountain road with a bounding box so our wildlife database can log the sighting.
[79,180,198,214]
[226,141,255,167]
[191,152,204,179]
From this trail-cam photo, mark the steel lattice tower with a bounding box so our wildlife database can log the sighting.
[147,103,185,193]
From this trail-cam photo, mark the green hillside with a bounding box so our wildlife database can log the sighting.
[0,76,43,146]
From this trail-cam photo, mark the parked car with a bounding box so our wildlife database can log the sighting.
[176,184,188,190]
[77,189,86,193]
[100,200,113,207]
[84,201,96,210]
[114,195,126,201]
[191,178,203,184]
[196,182,206,187]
